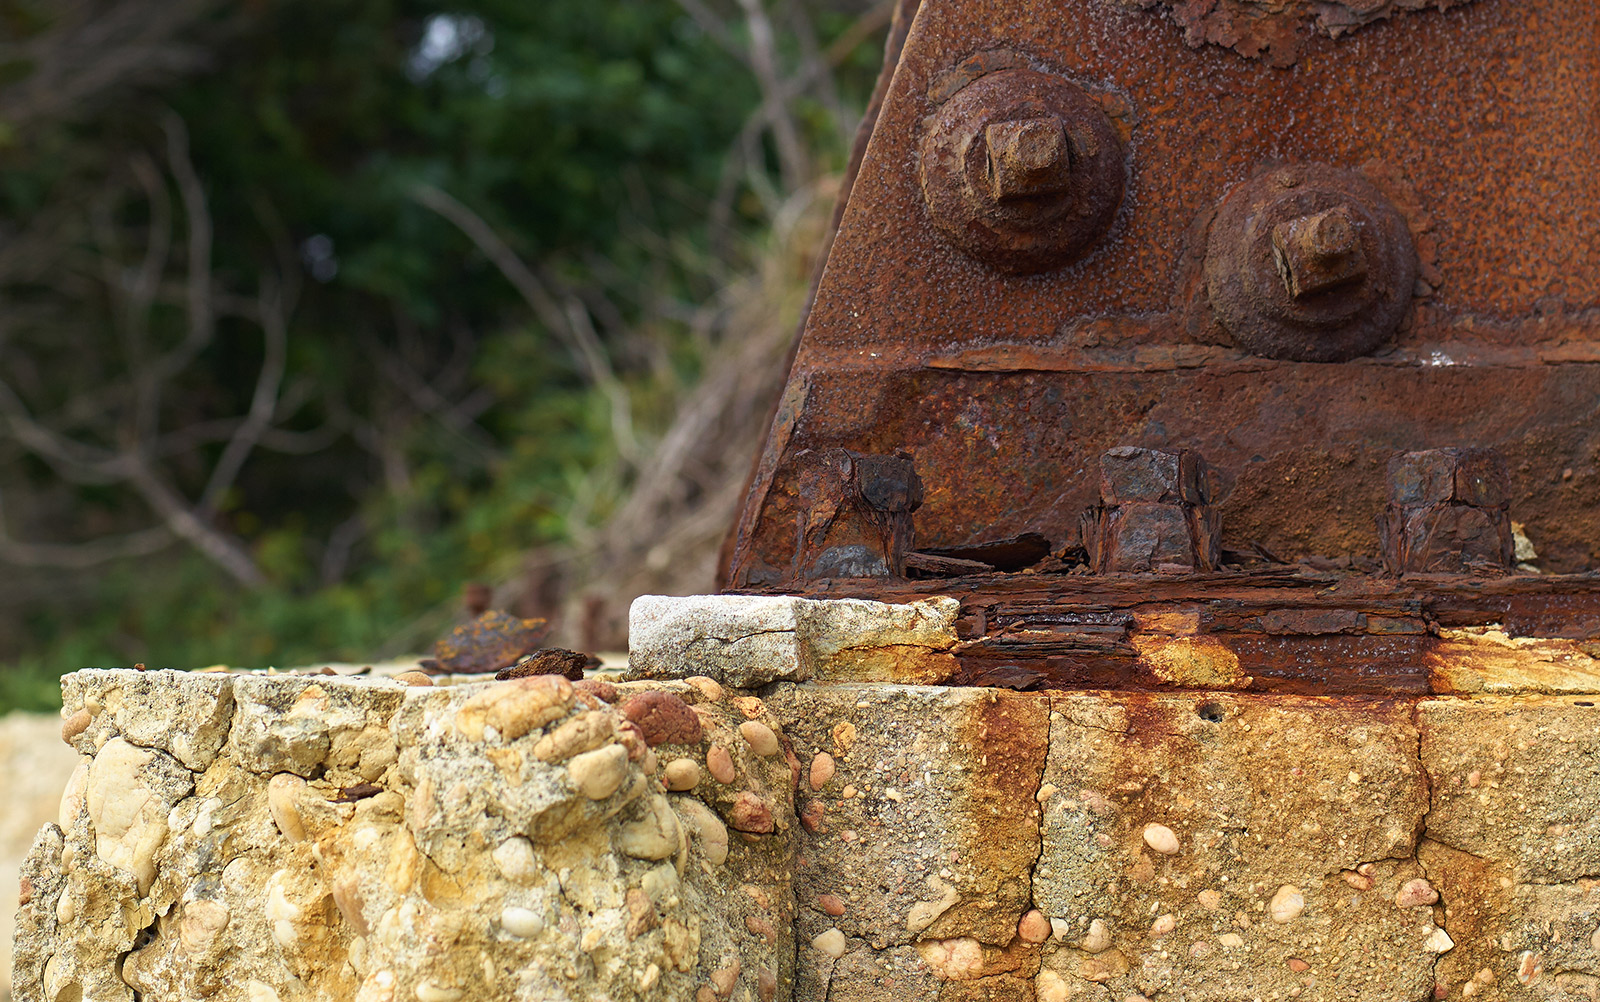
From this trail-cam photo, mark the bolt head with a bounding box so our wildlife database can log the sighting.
[985,117,1072,201]
[1272,205,1368,298]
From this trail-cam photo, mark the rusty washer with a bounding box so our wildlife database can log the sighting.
[1204,163,1417,362]
[919,67,1125,274]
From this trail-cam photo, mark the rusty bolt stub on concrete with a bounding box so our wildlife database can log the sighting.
[920,66,1125,274]
[1080,447,1221,573]
[1205,163,1417,362]
[794,448,922,582]
[1378,448,1513,574]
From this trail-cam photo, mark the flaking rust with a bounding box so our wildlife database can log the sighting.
[722,0,1600,696]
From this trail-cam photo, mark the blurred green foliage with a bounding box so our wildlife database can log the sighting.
[0,0,882,711]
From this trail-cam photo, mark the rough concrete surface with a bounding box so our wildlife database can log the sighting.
[12,656,1600,1000]
[0,713,81,1002]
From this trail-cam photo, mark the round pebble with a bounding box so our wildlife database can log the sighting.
[685,676,724,702]
[728,791,775,833]
[1036,971,1069,1002]
[809,752,836,791]
[1269,885,1305,924]
[500,907,544,938]
[1142,822,1180,855]
[567,744,628,800]
[393,671,434,687]
[709,957,741,997]
[1395,877,1439,908]
[739,720,780,757]
[1081,918,1111,953]
[663,758,702,791]
[1149,913,1176,938]
[706,745,736,784]
[60,708,91,744]
[818,894,846,917]
[1018,909,1051,943]
[813,928,848,959]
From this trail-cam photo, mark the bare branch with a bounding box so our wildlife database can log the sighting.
[198,278,288,515]
[411,183,640,464]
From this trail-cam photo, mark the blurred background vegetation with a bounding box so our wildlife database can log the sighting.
[0,0,893,711]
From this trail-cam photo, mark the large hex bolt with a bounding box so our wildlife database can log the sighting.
[1377,448,1513,574]
[1205,163,1417,362]
[793,448,922,582]
[1080,447,1221,573]
[920,67,1125,274]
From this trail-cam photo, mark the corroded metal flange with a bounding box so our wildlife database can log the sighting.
[919,67,1125,274]
[1205,163,1418,362]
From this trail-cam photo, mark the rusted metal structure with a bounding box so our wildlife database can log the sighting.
[723,0,1600,694]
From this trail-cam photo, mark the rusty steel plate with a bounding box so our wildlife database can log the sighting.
[727,0,1600,591]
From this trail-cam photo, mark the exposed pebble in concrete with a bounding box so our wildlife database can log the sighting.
[1341,869,1373,890]
[663,757,702,791]
[709,956,740,997]
[817,894,846,916]
[808,752,835,790]
[621,691,704,746]
[59,708,91,744]
[1149,913,1176,938]
[1036,969,1069,1002]
[1081,917,1112,953]
[812,928,847,958]
[1269,885,1305,923]
[1394,877,1438,907]
[1287,957,1310,972]
[1142,822,1180,855]
[500,907,544,938]
[392,671,433,687]
[567,743,628,800]
[1424,927,1454,952]
[706,744,736,784]
[728,792,775,833]
[1079,947,1130,981]
[266,773,307,841]
[738,721,780,757]
[916,936,983,980]
[1517,951,1542,985]
[1018,908,1051,943]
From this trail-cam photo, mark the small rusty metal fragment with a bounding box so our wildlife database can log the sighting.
[496,648,592,681]
[1081,447,1221,573]
[418,610,550,675]
[920,66,1125,273]
[1205,163,1417,362]
[1378,449,1513,574]
[794,448,922,582]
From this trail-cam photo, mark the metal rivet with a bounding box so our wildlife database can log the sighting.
[920,67,1125,274]
[1205,163,1417,362]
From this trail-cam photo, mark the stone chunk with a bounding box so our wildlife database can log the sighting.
[628,594,959,686]
[62,669,234,772]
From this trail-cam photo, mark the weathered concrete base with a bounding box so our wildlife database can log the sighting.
[13,665,1600,1001]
